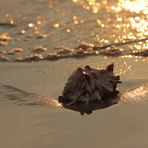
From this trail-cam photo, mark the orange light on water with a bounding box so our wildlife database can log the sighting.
[120,84,148,103]
[47,99,63,108]
[28,23,34,28]
[53,23,60,28]
[72,0,101,13]
[129,17,148,36]
[118,0,148,14]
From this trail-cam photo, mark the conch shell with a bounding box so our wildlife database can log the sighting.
[59,64,121,112]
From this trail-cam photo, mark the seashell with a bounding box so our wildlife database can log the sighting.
[59,64,121,107]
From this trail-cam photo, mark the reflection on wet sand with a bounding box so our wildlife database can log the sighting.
[120,83,148,103]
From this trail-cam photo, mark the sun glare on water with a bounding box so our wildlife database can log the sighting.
[129,17,148,37]
[117,0,148,14]
[72,0,148,14]
[72,0,102,13]
[46,99,63,108]
[120,84,148,103]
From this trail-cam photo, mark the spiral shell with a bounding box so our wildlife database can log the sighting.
[59,64,121,106]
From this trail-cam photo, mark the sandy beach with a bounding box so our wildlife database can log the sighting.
[0,0,148,148]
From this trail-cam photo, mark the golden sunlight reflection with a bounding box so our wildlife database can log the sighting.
[28,23,34,28]
[129,17,148,36]
[33,94,63,109]
[116,0,148,14]
[72,0,148,14]
[120,84,148,103]
[116,62,131,75]
[46,98,63,108]
[72,0,101,13]
[53,23,60,28]
[66,29,71,33]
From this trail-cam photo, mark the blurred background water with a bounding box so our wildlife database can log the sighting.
[0,0,147,61]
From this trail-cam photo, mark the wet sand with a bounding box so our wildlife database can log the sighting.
[0,0,148,148]
[0,57,148,148]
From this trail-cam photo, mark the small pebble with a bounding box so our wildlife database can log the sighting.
[0,55,9,61]
[7,48,23,54]
[0,41,8,46]
[0,33,11,41]
[15,54,44,62]
[45,53,58,60]
[33,45,48,53]
[77,42,94,50]
[19,30,26,35]
[56,48,73,55]
[99,46,123,56]
[15,57,24,62]
[0,21,17,27]
[0,50,6,54]
[24,54,44,61]
[36,33,48,39]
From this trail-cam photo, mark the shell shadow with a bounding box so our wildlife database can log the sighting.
[59,95,119,115]
[59,83,148,115]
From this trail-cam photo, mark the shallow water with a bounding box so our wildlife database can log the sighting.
[0,0,148,148]
[0,0,147,61]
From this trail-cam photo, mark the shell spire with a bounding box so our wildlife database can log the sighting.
[106,63,114,72]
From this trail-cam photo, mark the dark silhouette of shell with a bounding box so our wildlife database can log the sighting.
[59,64,121,110]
